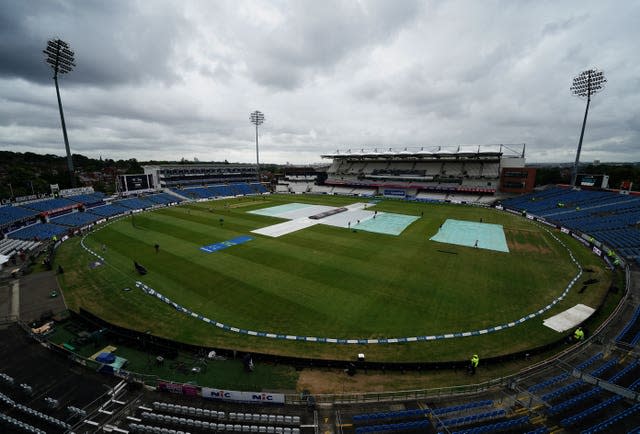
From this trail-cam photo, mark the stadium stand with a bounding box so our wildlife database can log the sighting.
[145,193,183,205]
[0,238,40,256]
[229,182,256,195]
[207,184,238,197]
[89,203,130,218]
[616,306,640,346]
[7,223,69,241]
[21,197,78,213]
[67,192,107,205]
[116,197,155,210]
[249,182,269,194]
[501,187,640,264]
[0,205,39,227]
[172,187,213,199]
[50,211,102,227]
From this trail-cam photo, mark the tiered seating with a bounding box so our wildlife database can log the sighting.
[21,197,77,212]
[0,205,39,226]
[436,408,506,429]
[8,223,68,240]
[310,185,332,194]
[354,419,430,433]
[249,183,268,193]
[0,413,46,434]
[560,396,622,427]
[501,188,640,261]
[152,402,225,419]
[229,183,255,195]
[90,203,130,218]
[289,183,309,193]
[430,400,493,416]
[0,239,39,256]
[580,403,640,434]
[450,415,531,434]
[67,192,107,205]
[353,408,427,423]
[12,402,71,430]
[0,391,69,432]
[145,193,182,205]
[352,188,376,197]
[174,187,213,199]
[617,306,640,346]
[207,184,236,197]
[50,212,101,227]
[332,187,355,195]
[146,402,302,434]
[116,197,155,210]
[528,353,603,395]
[528,372,571,393]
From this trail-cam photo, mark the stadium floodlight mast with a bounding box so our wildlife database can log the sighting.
[250,110,265,182]
[43,38,76,187]
[570,68,606,187]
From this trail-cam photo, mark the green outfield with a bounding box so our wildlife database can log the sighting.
[56,194,612,362]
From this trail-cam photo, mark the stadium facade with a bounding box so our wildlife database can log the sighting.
[143,163,258,189]
[320,144,533,197]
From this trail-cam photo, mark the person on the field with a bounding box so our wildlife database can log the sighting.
[574,327,584,341]
[154,243,160,253]
[469,354,479,375]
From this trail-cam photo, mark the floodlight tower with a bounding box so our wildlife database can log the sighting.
[250,110,265,182]
[44,38,76,187]
[570,69,606,187]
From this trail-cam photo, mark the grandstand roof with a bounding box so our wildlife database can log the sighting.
[321,144,524,159]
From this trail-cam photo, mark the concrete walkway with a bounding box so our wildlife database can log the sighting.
[11,280,19,319]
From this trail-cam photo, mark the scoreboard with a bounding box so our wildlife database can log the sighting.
[576,173,609,189]
[118,174,154,193]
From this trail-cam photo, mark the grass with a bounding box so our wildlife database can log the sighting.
[55,194,612,363]
[47,323,298,391]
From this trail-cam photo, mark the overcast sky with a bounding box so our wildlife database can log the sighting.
[1,0,639,165]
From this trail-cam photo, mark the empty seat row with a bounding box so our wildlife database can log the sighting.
[430,400,493,416]
[560,396,622,427]
[14,403,71,429]
[152,402,225,419]
[355,419,430,433]
[229,412,300,425]
[450,416,531,434]
[527,372,570,393]
[541,380,584,402]
[353,408,426,422]
[0,412,46,434]
[142,412,219,430]
[0,392,15,406]
[617,307,640,345]
[547,387,601,415]
[0,372,14,383]
[129,423,190,434]
[590,357,619,378]
[581,403,640,434]
[437,409,506,429]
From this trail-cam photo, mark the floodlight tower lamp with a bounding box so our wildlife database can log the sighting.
[43,38,76,187]
[250,110,265,182]
[570,69,606,187]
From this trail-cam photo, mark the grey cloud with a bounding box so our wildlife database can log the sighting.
[246,0,422,89]
[0,0,191,87]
